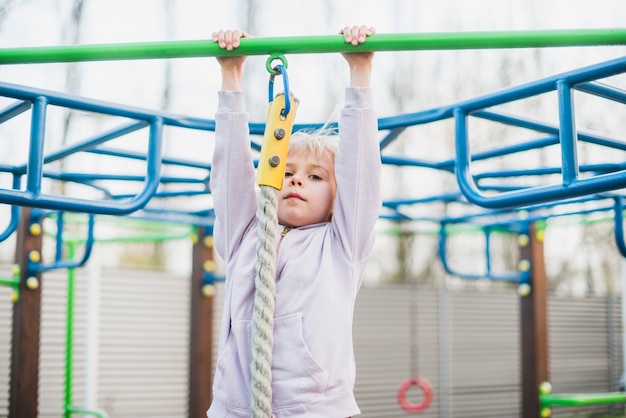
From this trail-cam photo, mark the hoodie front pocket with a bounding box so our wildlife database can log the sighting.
[215,314,329,411]
[271,313,329,408]
[215,322,253,410]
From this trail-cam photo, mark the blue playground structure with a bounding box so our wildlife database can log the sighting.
[0,30,625,418]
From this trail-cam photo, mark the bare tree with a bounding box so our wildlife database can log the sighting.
[0,0,21,28]
[161,0,175,112]
[54,0,84,197]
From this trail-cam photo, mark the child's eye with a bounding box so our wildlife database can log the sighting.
[310,174,322,180]
[284,172,293,177]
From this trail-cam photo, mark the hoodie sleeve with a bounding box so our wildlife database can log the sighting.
[209,90,258,261]
[332,87,382,263]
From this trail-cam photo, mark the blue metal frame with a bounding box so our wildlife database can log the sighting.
[613,196,626,258]
[433,194,618,282]
[0,56,625,276]
[0,81,215,215]
[25,209,95,274]
[0,176,22,241]
[454,56,626,209]
[438,221,531,283]
[1,57,623,217]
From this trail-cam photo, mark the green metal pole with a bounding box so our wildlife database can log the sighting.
[0,29,624,64]
[63,243,110,418]
[541,392,626,407]
[0,264,20,301]
[0,277,19,286]
[66,407,108,418]
[64,242,76,418]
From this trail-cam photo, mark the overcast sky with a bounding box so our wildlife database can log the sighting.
[0,0,625,284]
[0,0,624,120]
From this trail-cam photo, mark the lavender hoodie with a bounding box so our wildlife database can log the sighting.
[207,87,381,418]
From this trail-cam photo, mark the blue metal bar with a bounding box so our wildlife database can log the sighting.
[0,176,22,242]
[379,127,407,150]
[377,56,626,134]
[38,121,148,168]
[115,187,208,200]
[0,56,623,220]
[0,81,216,214]
[575,81,626,104]
[0,81,215,131]
[29,211,95,272]
[381,193,616,233]
[475,109,626,152]
[484,228,493,274]
[438,197,615,226]
[88,147,211,170]
[381,155,453,172]
[460,56,626,113]
[427,134,560,175]
[26,96,47,196]
[453,57,626,209]
[470,135,559,161]
[475,163,626,181]
[0,118,163,214]
[614,197,626,258]
[557,80,579,186]
[133,207,215,227]
[0,100,31,123]
[438,222,529,282]
[457,163,626,210]
[43,171,204,184]
[384,191,466,210]
[55,214,64,262]
[0,204,20,242]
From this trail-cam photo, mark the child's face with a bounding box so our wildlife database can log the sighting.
[277,148,337,228]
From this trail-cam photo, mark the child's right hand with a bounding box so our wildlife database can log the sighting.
[213,29,249,51]
[212,29,250,90]
[340,25,375,88]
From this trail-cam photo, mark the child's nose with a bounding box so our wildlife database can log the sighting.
[290,176,302,186]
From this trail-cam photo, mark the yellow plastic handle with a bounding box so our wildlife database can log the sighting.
[256,94,298,189]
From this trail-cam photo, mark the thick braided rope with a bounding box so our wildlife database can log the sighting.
[251,185,278,418]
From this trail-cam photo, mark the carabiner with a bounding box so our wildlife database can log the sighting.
[266,53,291,117]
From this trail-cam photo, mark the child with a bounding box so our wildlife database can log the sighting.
[208,25,381,418]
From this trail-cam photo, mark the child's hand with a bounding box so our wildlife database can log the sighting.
[340,25,375,88]
[212,29,250,90]
[213,29,249,66]
[341,25,376,47]
[213,29,249,51]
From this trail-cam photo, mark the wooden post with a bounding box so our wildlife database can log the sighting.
[9,207,44,418]
[520,222,549,418]
[189,226,215,417]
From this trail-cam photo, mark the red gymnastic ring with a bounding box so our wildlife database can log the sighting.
[397,378,433,413]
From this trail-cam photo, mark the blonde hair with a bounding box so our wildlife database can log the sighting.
[289,125,339,159]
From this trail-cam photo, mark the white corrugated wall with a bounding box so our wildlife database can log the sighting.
[0,263,624,417]
[0,262,190,418]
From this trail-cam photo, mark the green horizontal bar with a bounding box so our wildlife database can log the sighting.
[67,406,108,418]
[0,29,625,65]
[0,277,19,287]
[541,392,626,407]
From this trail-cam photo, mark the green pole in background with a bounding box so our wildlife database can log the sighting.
[0,264,21,302]
[64,242,76,418]
[0,29,624,64]
[63,240,110,418]
[541,391,626,407]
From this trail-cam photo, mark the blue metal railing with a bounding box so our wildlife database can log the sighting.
[454,56,626,209]
[0,81,214,215]
[0,56,624,257]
